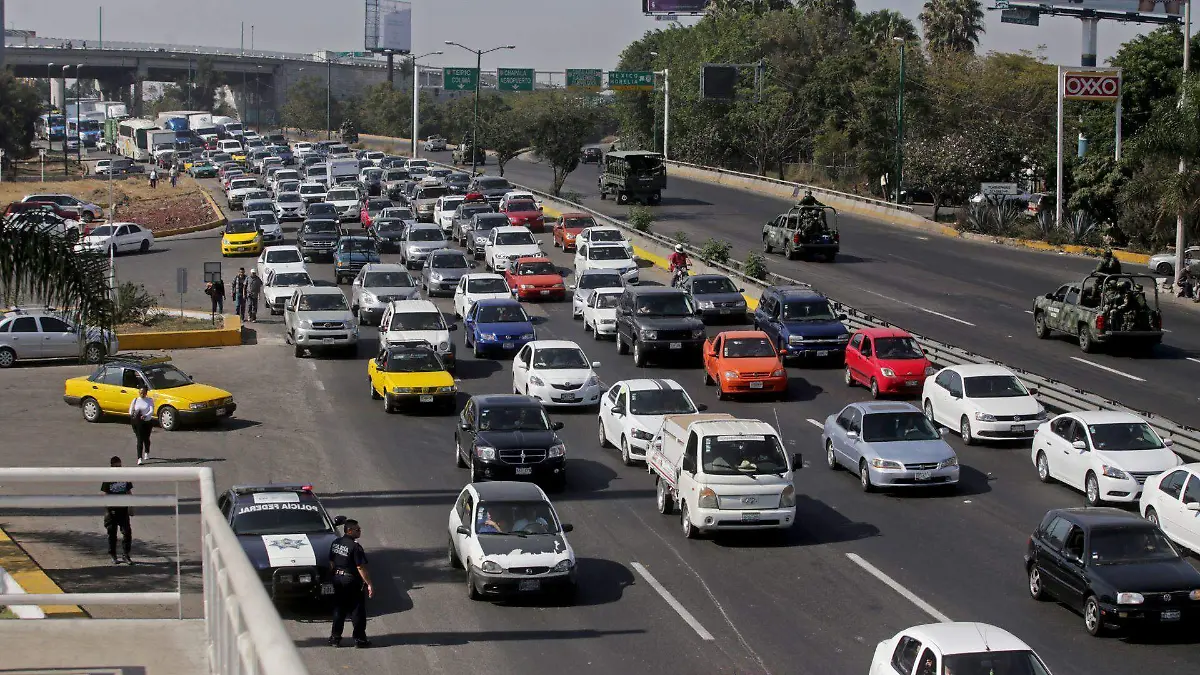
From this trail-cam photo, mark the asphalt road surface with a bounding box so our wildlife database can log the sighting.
[422,150,1200,425]
[107,186,1200,675]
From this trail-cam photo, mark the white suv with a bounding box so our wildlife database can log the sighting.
[484,226,541,273]
[378,300,458,373]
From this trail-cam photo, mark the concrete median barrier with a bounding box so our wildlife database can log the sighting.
[116,315,242,351]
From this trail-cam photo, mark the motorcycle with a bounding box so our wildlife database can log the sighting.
[670,263,690,288]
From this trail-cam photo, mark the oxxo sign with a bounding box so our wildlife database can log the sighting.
[1063,71,1120,102]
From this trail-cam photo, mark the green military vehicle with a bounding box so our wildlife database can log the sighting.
[598,150,666,205]
[339,120,359,144]
[761,201,840,261]
[1032,273,1164,353]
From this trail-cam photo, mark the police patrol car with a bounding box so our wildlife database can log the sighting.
[217,484,345,602]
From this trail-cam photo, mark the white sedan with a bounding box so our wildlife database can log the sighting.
[869,623,1053,675]
[597,378,703,465]
[570,268,625,318]
[256,245,306,280]
[484,225,542,273]
[921,363,1048,445]
[435,196,465,233]
[1032,410,1181,506]
[453,273,512,319]
[574,242,639,284]
[582,288,622,339]
[512,340,602,408]
[577,225,633,256]
[263,265,313,315]
[1140,463,1200,553]
[75,222,154,255]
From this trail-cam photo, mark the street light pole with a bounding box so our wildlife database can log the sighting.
[650,52,659,152]
[444,41,516,174]
[46,63,55,150]
[894,37,906,203]
[662,68,670,161]
[1175,0,1192,289]
[62,65,71,177]
[326,54,332,140]
[76,63,84,169]
[409,50,444,158]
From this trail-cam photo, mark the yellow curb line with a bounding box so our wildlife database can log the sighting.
[0,526,86,617]
[117,315,242,350]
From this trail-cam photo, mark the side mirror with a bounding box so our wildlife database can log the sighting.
[682,456,697,473]
[551,421,565,431]
[1028,387,1039,396]
[459,421,472,431]
[561,523,574,533]
[939,428,949,437]
[1186,502,1200,512]
[352,279,361,285]
[792,453,803,471]
[1071,440,1088,451]
[568,284,577,290]
[333,515,347,527]
[1045,293,1055,300]
[591,361,601,368]
[696,403,708,411]
[447,323,458,332]
[611,406,625,416]
[738,288,746,293]
[846,430,859,441]
[838,314,848,321]
[456,525,470,536]
[1163,437,1174,447]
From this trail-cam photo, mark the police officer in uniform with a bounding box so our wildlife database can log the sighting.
[328,519,373,648]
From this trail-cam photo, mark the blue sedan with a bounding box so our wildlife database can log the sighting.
[821,401,959,492]
[463,298,536,358]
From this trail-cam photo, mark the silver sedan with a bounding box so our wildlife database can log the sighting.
[822,401,959,492]
[1147,246,1199,277]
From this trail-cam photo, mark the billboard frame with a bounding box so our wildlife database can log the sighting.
[642,1,709,16]
[365,0,413,54]
[989,2,1181,25]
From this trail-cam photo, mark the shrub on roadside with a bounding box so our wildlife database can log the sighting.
[627,205,653,232]
[742,252,768,280]
[699,238,732,265]
[113,282,159,325]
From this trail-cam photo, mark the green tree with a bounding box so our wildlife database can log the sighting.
[355,82,412,138]
[855,10,918,48]
[919,0,985,54]
[527,92,598,196]
[479,104,532,177]
[728,84,807,176]
[281,77,338,137]
[0,73,42,162]
[904,132,986,221]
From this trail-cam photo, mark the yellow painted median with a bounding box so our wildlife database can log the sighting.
[0,526,86,618]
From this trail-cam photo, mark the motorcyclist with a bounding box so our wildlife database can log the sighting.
[668,244,690,287]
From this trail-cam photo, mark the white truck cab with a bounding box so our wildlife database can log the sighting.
[648,413,801,538]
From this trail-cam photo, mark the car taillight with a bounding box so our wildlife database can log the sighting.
[793,233,801,244]
[1152,312,1162,330]
[834,232,840,242]
[1095,314,1105,332]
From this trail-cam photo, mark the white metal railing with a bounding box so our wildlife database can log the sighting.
[0,467,309,675]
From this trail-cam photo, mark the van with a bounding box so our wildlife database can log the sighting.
[648,413,801,538]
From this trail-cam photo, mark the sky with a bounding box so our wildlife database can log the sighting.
[6,0,1191,72]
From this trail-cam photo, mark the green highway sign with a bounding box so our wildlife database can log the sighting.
[1000,8,1039,26]
[334,51,372,58]
[608,71,655,92]
[566,69,603,91]
[497,68,535,91]
[443,67,480,91]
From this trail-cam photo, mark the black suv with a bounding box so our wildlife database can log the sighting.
[455,394,567,491]
[615,287,706,366]
[296,219,342,261]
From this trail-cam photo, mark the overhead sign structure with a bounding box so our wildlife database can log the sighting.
[443,67,480,91]
[566,69,603,91]
[1063,70,1121,102]
[1000,8,1040,25]
[496,68,535,92]
[642,0,709,13]
[608,71,655,92]
[980,182,1020,196]
[365,0,412,54]
[1000,1,1182,21]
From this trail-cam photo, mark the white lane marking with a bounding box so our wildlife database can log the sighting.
[915,236,930,241]
[1024,310,1034,315]
[314,379,325,391]
[1187,357,1200,365]
[863,290,976,327]
[845,553,952,623]
[1069,357,1146,382]
[631,562,715,641]
[806,418,823,429]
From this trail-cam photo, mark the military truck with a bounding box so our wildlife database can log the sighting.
[761,202,840,261]
[339,120,359,145]
[1032,273,1164,353]
[598,150,666,205]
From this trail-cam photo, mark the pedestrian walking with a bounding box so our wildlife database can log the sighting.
[101,456,133,564]
[169,165,179,188]
[205,279,226,315]
[149,168,159,189]
[232,268,248,319]
[246,270,263,322]
[128,387,155,465]
[328,519,373,648]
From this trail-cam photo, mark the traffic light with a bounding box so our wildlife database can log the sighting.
[701,64,737,100]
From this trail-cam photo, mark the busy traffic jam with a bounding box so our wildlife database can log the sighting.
[6,129,1200,675]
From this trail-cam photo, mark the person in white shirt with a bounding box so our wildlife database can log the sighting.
[129,386,155,465]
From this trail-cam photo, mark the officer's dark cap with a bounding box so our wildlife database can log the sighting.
[344,519,360,529]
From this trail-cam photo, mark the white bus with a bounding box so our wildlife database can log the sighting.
[116,118,159,162]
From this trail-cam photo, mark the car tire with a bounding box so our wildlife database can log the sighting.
[1036,452,1052,483]
[0,347,16,369]
[617,192,629,206]
[369,379,381,400]
[716,380,727,401]
[859,460,874,493]
[960,417,975,445]
[592,322,602,340]
[472,338,483,359]
[455,436,468,468]
[383,393,394,413]
[81,397,102,423]
[1146,506,1160,527]
[82,342,107,364]
[1085,472,1101,507]
[1084,595,1104,636]
[869,378,880,399]
[923,400,937,427]
[632,340,647,367]
[448,537,463,569]
[294,343,304,358]
[656,477,673,515]
[681,502,698,539]
[763,235,773,254]
[616,330,628,355]
[158,406,178,432]
[466,568,482,601]
[598,417,611,448]
[469,454,483,483]
[1028,564,1047,601]
[1033,312,1050,339]
[844,367,854,387]
[620,437,633,466]
[825,440,839,470]
[1078,327,1095,353]
[702,367,713,386]
[1155,262,1173,276]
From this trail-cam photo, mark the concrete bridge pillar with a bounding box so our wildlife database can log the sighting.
[133,60,149,117]
[50,78,67,109]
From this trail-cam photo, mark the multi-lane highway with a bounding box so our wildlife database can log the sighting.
[428,150,1200,425]
[109,181,1200,675]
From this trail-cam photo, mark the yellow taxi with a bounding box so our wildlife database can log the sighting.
[221,218,263,256]
[63,356,236,431]
[230,148,248,165]
[367,341,457,414]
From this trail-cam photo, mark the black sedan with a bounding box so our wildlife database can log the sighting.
[454,394,567,491]
[1026,507,1200,636]
[580,147,603,164]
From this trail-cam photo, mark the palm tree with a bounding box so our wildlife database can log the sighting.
[919,0,986,54]
[856,9,919,48]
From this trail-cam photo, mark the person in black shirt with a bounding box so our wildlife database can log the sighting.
[327,519,373,648]
[101,456,133,565]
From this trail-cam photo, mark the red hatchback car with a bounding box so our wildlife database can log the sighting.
[844,327,935,398]
[505,256,566,301]
[502,199,545,232]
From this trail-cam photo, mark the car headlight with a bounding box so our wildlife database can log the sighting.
[697,300,714,309]
[437,385,457,393]
[870,458,904,470]
[1102,465,1130,480]
[691,328,705,338]
[548,442,566,458]
[839,333,851,342]
[430,272,443,281]
[298,319,313,329]
[1036,407,1050,421]
[771,369,785,377]
[1117,592,1144,605]
[551,559,574,573]
[189,403,206,410]
[361,292,377,304]
[475,445,496,461]
[939,456,959,469]
[438,341,451,353]
[585,374,599,387]
[480,332,497,341]
[407,245,420,253]
[780,484,796,508]
[520,333,535,341]
[520,284,533,290]
[723,371,738,379]
[788,334,803,344]
[394,387,413,394]
[974,412,996,422]
[697,487,719,509]
[924,365,936,376]
[1190,590,1200,601]
[640,329,657,340]
[881,368,896,378]
[631,428,654,441]
[480,560,503,574]
[529,375,545,387]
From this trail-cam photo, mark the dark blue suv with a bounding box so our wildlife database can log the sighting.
[752,286,850,361]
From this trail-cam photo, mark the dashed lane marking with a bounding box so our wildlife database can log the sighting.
[631,562,715,641]
[863,290,976,327]
[806,418,823,429]
[845,553,952,623]
[1069,357,1146,382]
[1187,357,1200,365]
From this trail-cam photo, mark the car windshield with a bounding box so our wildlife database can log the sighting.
[579,273,622,290]
[477,405,550,432]
[367,200,391,211]
[476,178,510,190]
[225,221,257,234]
[782,301,835,321]
[433,254,469,269]
[1089,527,1181,563]
[278,192,301,202]
[230,494,331,536]
[636,294,693,317]
[326,190,357,201]
[533,347,589,370]
[507,201,538,213]
[142,364,193,389]
[941,651,1052,675]
[477,305,529,324]
[440,199,464,211]
[594,293,621,309]
[305,220,338,233]
[1087,422,1164,451]
[475,217,506,232]
[308,204,337,217]
[628,388,695,415]
[363,169,382,179]
[375,221,404,234]
[723,337,776,358]
[562,217,594,230]
[702,435,789,476]
[272,272,311,287]
[384,349,442,373]
[589,229,624,243]
[469,278,509,294]
[408,228,443,242]
[87,225,114,237]
[339,239,376,253]
[475,500,559,535]
[266,249,303,264]
[382,208,413,219]
[518,261,557,276]
[963,375,1028,398]
[364,272,413,287]
[417,186,449,199]
[693,277,738,294]
[231,180,257,189]
[385,170,408,181]
[873,337,924,360]
[447,174,470,186]
[861,411,941,442]
[460,205,492,218]
[390,311,444,331]
[300,185,325,195]
[497,231,535,246]
[589,246,630,261]
[297,293,348,311]
[308,167,328,176]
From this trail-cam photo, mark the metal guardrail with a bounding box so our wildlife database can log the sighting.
[0,466,310,675]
